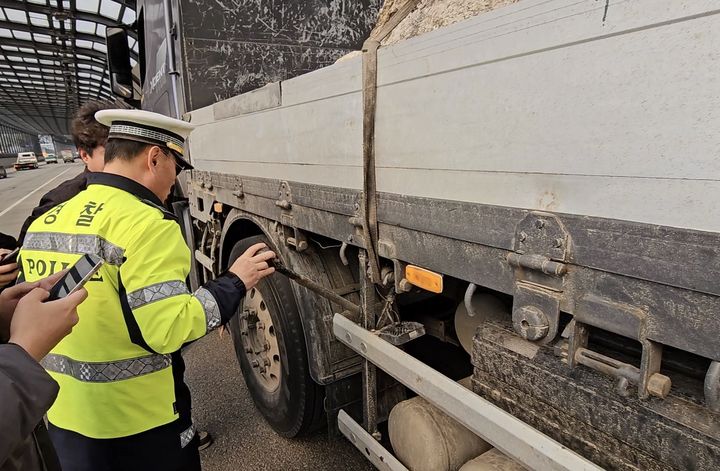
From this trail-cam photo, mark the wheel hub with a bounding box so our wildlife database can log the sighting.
[239,287,281,392]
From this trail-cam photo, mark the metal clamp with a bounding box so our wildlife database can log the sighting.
[574,347,671,399]
[567,321,671,399]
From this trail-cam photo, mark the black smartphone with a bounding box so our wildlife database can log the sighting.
[46,254,104,301]
[0,247,19,266]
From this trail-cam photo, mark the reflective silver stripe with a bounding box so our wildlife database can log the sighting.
[41,353,171,382]
[195,287,221,330]
[110,124,183,149]
[127,280,189,310]
[24,232,125,266]
[180,424,196,448]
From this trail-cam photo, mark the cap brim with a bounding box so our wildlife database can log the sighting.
[169,149,194,171]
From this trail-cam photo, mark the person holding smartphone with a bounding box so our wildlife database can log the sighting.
[0,249,18,291]
[0,272,88,471]
[19,109,275,471]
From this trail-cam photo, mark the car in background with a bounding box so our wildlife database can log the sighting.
[61,150,74,163]
[45,153,58,164]
[14,152,38,170]
[0,166,6,179]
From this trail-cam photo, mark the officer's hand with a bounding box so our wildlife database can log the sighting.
[0,249,18,288]
[9,287,87,361]
[229,243,276,290]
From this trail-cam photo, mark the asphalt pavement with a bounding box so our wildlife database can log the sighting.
[0,162,373,471]
[0,161,84,237]
[185,334,373,471]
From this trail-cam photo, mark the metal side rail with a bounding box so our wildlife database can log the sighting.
[338,410,409,471]
[333,314,603,471]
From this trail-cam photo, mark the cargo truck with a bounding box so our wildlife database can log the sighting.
[106,1,720,469]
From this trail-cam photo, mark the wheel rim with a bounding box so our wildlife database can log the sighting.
[238,287,281,392]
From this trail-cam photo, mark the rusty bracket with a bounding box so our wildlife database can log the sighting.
[511,282,561,345]
[514,211,571,261]
[274,180,292,210]
[279,213,308,253]
[231,177,244,199]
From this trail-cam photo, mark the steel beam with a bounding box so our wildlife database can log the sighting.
[338,410,408,471]
[333,314,603,471]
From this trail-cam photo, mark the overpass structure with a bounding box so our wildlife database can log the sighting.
[0,0,138,159]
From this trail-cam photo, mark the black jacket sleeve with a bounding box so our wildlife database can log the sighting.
[203,272,246,325]
[17,171,88,245]
[0,343,59,464]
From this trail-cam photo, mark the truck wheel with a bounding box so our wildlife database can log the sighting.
[227,235,325,438]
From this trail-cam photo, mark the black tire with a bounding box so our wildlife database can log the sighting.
[227,235,325,438]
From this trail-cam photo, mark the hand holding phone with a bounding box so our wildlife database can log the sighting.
[10,287,87,361]
[0,247,19,266]
[46,254,104,302]
[0,248,19,288]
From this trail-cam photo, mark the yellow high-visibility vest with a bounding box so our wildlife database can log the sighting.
[20,172,224,439]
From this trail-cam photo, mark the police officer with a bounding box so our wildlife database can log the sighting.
[19,109,276,471]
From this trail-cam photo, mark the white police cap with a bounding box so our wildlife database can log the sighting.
[95,109,195,170]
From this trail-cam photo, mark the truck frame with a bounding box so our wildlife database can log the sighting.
[107,1,720,469]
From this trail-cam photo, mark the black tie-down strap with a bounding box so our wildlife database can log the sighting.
[361,0,421,283]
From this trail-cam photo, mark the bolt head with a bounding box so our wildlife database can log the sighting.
[398,279,412,292]
[251,360,260,368]
[519,231,527,242]
[513,305,550,341]
[535,219,546,229]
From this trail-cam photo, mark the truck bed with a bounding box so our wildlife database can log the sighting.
[187,0,720,368]
[188,0,720,233]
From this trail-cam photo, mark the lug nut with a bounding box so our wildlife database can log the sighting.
[251,360,260,368]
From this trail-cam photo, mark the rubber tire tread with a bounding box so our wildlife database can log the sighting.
[227,235,325,438]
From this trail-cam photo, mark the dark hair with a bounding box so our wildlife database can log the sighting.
[104,138,151,165]
[70,101,112,154]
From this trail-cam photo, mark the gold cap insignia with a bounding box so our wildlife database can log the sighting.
[166,142,184,155]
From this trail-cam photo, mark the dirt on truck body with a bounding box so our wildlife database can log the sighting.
[107,1,720,469]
